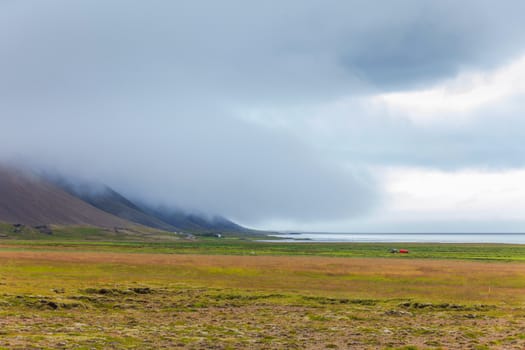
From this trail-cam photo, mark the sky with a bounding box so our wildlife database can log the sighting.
[2,1,525,232]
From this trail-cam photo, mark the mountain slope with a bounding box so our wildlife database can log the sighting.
[0,164,248,233]
[0,166,131,227]
[140,205,246,232]
[52,176,247,232]
[56,182,177,232]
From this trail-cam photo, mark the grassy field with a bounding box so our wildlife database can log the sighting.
[2,238,525,262]
[2,224,525,261]
[1,229,525,349]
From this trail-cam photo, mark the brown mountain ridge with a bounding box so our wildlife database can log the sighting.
[0,166,131,227]
[0,165,246,233]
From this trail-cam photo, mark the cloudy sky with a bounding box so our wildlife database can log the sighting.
[2,1,525,232]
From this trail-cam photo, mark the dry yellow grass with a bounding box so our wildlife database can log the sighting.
[1,251,524,303]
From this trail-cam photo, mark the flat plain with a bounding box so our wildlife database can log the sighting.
[0,236,525,349]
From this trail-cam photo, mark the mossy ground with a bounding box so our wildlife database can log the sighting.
[0,246,524,349]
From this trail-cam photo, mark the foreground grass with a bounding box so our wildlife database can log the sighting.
[0,249,524,349]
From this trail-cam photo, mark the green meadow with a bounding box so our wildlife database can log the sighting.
[3,238,525,262]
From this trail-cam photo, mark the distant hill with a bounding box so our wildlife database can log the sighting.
[0,164,247,233]
[54,180,178,232]
[0,166,131,227]
[48,173,247,233]
[138,204,247,232]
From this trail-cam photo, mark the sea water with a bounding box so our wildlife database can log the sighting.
[263,233,525,244]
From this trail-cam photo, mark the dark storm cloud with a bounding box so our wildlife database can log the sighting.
[2,0,525,226]
[3,1,525,100]
[343,1,525,89]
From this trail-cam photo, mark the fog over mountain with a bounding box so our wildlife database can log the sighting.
[3,1,525,231]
